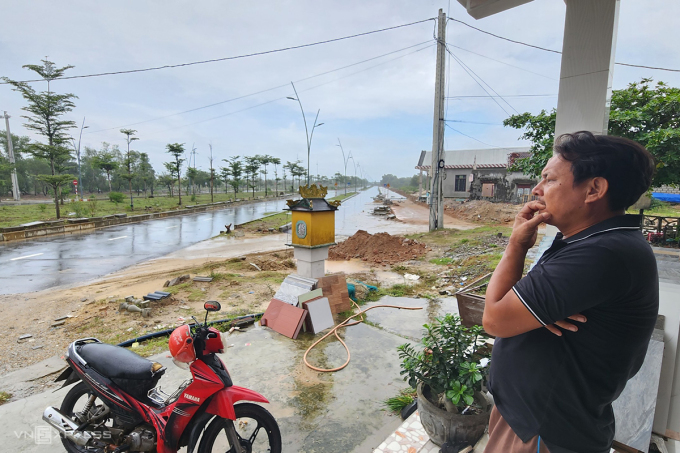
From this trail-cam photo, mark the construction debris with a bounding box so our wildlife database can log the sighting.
[164,274,191,287]
[193,276,214,282]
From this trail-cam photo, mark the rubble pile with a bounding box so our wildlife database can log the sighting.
[444,200,518,224]
[328,230,428,264]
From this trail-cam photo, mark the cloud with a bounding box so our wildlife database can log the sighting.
[1,0,679,177]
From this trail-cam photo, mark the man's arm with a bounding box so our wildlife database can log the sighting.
[483,201,585,338]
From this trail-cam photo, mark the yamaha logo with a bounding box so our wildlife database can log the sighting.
[184,393,201,403]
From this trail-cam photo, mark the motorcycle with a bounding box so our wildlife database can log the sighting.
[43,301,281,453]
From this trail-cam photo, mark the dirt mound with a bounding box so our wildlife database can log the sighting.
[328,230,428,264]
[444,200,518,224]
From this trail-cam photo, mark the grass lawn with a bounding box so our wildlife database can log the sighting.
[0,191,282,229]
[627,200,680,218]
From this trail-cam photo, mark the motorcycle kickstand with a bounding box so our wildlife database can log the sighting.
[224,420,245,453]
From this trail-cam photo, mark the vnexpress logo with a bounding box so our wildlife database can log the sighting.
[13,425,56,445]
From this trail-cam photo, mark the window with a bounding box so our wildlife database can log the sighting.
[454,175,467,192]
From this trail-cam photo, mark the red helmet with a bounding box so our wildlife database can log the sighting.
[169,325,196,364]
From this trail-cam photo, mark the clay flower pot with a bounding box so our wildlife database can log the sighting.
[417,383,491,446]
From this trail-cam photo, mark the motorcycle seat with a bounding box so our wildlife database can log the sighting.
[79,343,165,382]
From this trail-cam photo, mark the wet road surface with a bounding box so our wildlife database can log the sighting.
[0,188,392,295]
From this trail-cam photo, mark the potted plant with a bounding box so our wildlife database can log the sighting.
[398,313,492,447]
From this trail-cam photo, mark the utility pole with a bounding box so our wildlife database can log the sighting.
[3,112,20,201]
[429,9,446,231]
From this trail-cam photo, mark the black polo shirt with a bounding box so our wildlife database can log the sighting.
[488,215,658,453]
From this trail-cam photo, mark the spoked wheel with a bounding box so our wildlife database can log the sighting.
[199,403,282,453]
[59,382,113,453]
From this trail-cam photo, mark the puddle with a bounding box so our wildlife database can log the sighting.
[325,259,405,287]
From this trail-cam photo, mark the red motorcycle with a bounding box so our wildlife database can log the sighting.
[43,301,281,453]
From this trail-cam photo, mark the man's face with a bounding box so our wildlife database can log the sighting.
[532,155,589,227]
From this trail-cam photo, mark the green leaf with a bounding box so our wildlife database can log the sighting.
[463,394,474,406]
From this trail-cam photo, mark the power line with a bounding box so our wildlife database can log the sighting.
[446,46,512,116]
[445,123,514,150]
[448,16,680,73]
[1,18,436,85]
[447,44,556,80]
[140,42,436,135]
[446,94,557,99]
[444,119,502,125]
[448,48,519,114]
[87,40,434,134]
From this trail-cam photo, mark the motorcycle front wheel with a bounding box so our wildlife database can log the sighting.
[199,403,282,453]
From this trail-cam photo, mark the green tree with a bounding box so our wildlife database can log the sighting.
[0,130,31,197]
[186,167,199,196]
[137,152,155,197]
[243,156,261,198]
[2,59,77,218]
[504,78,680,188]
[224,156,243,194]
[257,154,275,197]
[271,157,281,195]
[120,129,139,209]
[165,143,185,205]
[157,173,176,197]
[219,166,231,194]
[91,148,118,192]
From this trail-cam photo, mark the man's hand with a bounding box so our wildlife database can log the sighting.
[509,201,551,252]
[544,314,588,336]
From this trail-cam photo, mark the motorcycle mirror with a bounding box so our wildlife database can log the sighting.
[204,301,221,312]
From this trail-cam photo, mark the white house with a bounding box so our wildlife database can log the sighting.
[416,147,537,202]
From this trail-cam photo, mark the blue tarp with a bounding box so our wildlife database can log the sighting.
[652,192,680,203]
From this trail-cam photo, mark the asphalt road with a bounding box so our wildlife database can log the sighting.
[0,187,383,295]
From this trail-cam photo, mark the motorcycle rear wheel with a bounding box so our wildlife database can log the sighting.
[59,382,112,453]
[199,403,282,453]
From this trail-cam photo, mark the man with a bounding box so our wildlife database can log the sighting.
[483,132,658,453]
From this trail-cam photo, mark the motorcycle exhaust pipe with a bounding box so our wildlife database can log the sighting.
[42,406,93,447]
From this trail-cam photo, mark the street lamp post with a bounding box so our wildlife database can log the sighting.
[70,118,88,200]
[348,155,357,194]
[335,138,353,196]
[287,82,323,186]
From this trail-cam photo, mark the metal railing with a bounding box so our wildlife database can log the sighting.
[641,215,680,248]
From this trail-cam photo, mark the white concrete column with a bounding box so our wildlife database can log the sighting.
[293,246,329,279]
[546,0,620,238]
[554,0,620,137]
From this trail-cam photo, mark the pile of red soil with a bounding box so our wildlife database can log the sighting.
[328,230,428,264]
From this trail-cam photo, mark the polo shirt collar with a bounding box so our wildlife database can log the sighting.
[557,214,641,244]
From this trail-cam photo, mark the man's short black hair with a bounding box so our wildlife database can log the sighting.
[553,131,655,211]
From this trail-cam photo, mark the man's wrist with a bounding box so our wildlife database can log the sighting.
[506,240,531,256]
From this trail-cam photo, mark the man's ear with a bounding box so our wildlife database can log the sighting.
[584,177,609,204]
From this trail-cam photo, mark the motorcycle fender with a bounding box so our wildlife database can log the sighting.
[185,411,214,453]
[54,367,81,390]
[206,386,269,420]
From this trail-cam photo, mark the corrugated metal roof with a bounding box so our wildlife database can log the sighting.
[417,147,531,169]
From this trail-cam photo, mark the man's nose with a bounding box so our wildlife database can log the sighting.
[532,182,542,196]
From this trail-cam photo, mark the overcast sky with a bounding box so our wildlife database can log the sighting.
[2,0,679,180]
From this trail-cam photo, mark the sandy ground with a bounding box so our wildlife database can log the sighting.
[390,199,478,230]
[0,233,291,376]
